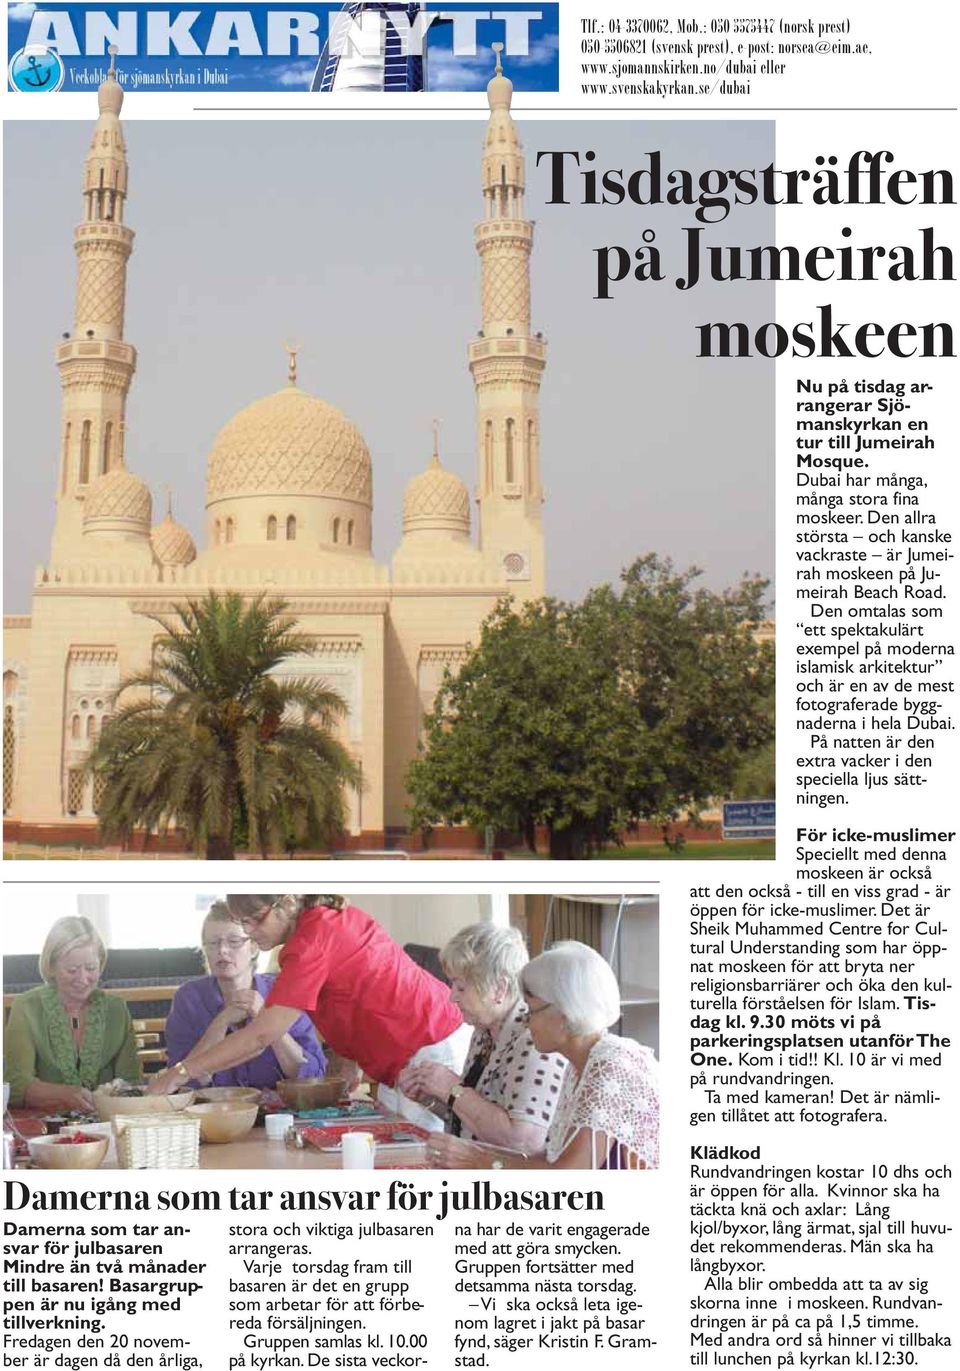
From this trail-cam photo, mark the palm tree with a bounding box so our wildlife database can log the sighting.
[86,592,361,859]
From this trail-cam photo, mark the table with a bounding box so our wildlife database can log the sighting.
[10,1110,428,1170]
[195,1133,427,1169]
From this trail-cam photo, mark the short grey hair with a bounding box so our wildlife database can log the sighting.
[441,923,529,1001]
[39,916,108,984]
[521,941,621,1035]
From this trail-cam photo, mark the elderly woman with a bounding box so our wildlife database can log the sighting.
[164,901,325,1088]
[426,940,658,1170]
[3,916,141,1112]
[396,923,567,1155]
[149,895,466,1128]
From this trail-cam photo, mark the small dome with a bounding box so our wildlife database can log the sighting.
[206,387,371,506]
[151,511,197,566]
[83,467,152,531]
[403,450,470,535]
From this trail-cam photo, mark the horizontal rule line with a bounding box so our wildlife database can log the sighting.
[190,106,957,113]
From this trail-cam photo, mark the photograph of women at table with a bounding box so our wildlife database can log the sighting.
[3,892,658,1171]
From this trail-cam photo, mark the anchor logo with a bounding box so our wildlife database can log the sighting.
[9,44,66,94]
[23,54,52,87]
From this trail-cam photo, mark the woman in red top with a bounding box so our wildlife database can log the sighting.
[149,895,466,1126]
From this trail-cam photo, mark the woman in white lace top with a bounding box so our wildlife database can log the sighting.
[426,940,658,1170]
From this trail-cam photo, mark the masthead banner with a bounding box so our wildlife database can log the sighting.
[7,2,560,93]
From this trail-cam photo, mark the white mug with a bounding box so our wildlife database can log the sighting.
[341,1131,375,1170]
[265,1112,294,1141]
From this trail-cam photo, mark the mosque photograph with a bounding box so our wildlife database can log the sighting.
[3,60,775,857]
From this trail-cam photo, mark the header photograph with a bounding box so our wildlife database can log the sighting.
[3,53,775,860]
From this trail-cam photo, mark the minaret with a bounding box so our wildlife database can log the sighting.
[468,44,546,598]
[51,47,137,559]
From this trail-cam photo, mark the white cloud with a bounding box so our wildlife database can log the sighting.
[272,60,315,87]
[512,33,560,68]
[426,53,488,91]
[8,4,38,20]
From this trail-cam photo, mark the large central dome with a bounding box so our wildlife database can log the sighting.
[206,387,372,505]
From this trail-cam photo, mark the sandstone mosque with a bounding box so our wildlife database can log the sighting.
[3,49,548,848]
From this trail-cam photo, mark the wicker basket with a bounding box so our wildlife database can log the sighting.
[113,1115,201,1169]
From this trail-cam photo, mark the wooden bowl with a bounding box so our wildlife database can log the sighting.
[185,1101,259,1144]
[94,1089,196,1122]
[195,1087,261,1106]
[29,1136,109,1170]
[276,1076,346,1111]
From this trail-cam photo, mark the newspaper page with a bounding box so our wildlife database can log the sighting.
[1,4,956,1371]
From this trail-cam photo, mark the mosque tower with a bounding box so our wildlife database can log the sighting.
[469,45,546,599]
[51,48,139,560]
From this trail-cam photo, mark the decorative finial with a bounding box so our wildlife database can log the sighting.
[492,42,503,75]
[164,484,173,518]
[431,418,441,466]
[285,340,301,387]
[108,45,118,80]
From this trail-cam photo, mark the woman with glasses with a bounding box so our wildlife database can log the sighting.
[3,916,141,1112]
[425,941,659,1170]
[163,901,325,1089]
[149,895,466,1129]
[396,923,566,1155]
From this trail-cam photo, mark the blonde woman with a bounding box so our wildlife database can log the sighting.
[4,916,141,1111]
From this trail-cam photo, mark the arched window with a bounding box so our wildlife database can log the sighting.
[505,419,515,484]
[266,515,277,541]
[526,420,535,488]
[332,518,340,544]
[86,715,97,739]
[214,519,221,545]
[484,421,493,491]
[347,520,354,547]
[66,769,85,815]
[79,422,92,485]
[286,515,297,541]
[225,517,235,544]
[61,424,71,494]
[71,714,81,740]
[101,422,114,474]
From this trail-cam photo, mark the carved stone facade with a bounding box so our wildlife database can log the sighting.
[207,389,373,504]
[62,650,120,818]
[74,228,133,335]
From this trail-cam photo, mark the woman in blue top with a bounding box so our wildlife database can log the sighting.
[164,902,325,1088]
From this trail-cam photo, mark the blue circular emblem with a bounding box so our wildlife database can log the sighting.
[9,45,66,94]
